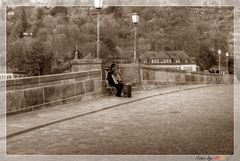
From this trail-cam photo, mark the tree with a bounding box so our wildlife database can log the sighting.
[25,39,53,76]
[105,6,123,19]
[50,6,68,16]
[7,39,25,70]
[8,7,28,39]
[197,43,217,70]
[31,7,44,36]
[6,6,234,74]
[20,8,28,36]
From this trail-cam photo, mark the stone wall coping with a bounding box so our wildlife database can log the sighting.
[72,62,103,65]
[11,70,100,79]
[190,72,233,77]
[141,65,187,73]
[141,65,234,77]
[119,63,139,67]
[71,58,104,64]
[6,69,101,87]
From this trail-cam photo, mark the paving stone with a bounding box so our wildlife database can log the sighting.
[6,85,234,155]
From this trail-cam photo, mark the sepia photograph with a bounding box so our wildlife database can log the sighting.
[1,0,236,158]
[5,4,234,155]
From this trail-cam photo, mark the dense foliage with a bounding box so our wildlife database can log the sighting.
[6,6,234,76]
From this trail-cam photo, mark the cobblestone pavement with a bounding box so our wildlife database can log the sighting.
[6,85,233,155]
[6,85,207,137]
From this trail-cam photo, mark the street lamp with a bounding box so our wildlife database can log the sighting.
[94,0,103,59]
[226,52,229,74]
[132,13,141,88]
[218,49,221,74]
[132,13,139,63]
[23,32,32,36]
[94,0,103,9]
[7,11,14,16]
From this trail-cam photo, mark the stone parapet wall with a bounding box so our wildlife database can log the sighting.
[141,66,234,88]
[71,58,103,72]
[4,62,235,115]
[118,64,234,89]
[119,63,141,86]
[5,70,102,115]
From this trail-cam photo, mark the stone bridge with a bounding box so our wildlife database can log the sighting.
[3,58,236,155]
[5,58,234,115]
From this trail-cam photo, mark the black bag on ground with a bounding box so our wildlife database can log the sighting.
[123,84,132,98]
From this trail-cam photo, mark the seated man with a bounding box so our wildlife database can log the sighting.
[106,64,124,97]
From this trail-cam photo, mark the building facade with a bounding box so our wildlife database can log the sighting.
[140,51,197,72]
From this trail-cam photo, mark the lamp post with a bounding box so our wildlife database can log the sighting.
[226,52,229,74]
[94,0,103,59]
[132,13,139,63]
[132,13,141,88]
[218,49,221,74]
[74,45,78,60]
[52,29,58,68]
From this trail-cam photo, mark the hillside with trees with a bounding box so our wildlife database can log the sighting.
[6,6,234,76]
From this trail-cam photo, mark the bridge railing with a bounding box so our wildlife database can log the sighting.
[119,64,234,89]
[4,62,234,115]
[5,69,102,115]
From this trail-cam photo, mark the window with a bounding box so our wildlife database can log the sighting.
[184,67,192,71]
[164,59,171,63]
[164,59,169,63]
